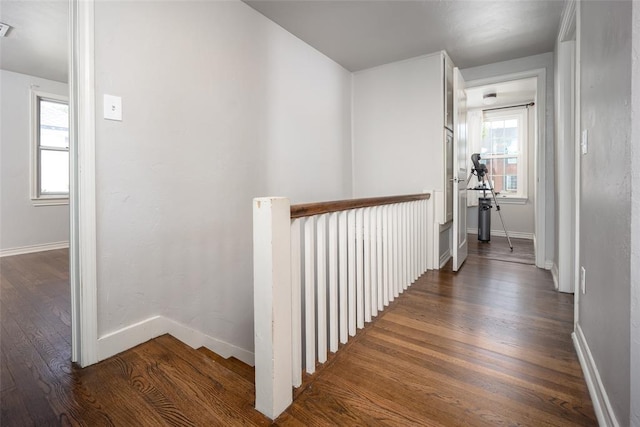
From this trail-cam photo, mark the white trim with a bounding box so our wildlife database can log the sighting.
[551,263,559,290]
[492,196,528,205]
[466,68,547,270]
[0,241,69,257]
[69,0,98,367]
[466,228,534,240]
[573,0,582,329]
[31,197,69,206]
[544,260,553,270]
[439,247,451,268]
[97,315,255,366]
[572,324,620,427]
[556,0,578,296]
[30,89,70,202]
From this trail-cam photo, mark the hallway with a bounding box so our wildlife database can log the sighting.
[0,237,595,425]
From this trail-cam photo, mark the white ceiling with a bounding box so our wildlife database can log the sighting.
[244,0,564,71]
[0,0,68,83]
[0,0,564,83]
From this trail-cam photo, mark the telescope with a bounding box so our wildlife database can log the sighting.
[467,153,513,251]
[471,153,487,179]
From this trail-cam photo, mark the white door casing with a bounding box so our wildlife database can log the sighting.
[465,69,547,269]
[452,67,468,271]
[69,0,98,367]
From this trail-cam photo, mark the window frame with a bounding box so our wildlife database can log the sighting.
[30,89,70,206]
[477,108,529,203]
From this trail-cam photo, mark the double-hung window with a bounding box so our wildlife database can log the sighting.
[31,90,69,205]
[477,108,528,201]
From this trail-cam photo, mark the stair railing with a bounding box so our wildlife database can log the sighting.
[253,193,432,419]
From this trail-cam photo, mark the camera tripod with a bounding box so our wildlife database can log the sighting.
[466,165,513,251]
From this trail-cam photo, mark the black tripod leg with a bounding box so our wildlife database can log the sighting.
[489,187,514,251]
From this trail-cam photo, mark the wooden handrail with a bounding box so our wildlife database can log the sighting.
[290,193,430,219]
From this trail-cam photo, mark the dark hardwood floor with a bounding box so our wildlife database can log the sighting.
[1,240,595,426]
[467,234,536,265]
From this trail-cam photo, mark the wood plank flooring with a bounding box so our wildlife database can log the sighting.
[1,241,596,426]
[467,234,536,265]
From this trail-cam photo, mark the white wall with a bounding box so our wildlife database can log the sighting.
[352,53,452,265]
[94,0,351,358]
[352,53,443,198]
[579,1,632,423]
[0,70,69,253]
[462,53,555,260]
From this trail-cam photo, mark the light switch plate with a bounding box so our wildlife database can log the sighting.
[581,129,588,155]
[104,94,122,121]
[580,266,586,294]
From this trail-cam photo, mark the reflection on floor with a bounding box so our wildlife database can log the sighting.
[466,233,536,265]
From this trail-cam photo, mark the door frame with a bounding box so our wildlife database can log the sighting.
[465,68,547,269]
[556,0,581,326]
[556,0,578,299]
[69,0,98,367]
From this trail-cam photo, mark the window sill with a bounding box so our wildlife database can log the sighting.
[32,197,69,207]
[493,196,528,205]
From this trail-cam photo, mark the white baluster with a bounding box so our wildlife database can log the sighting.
[384,205,391,305]
[424,199,428,272]
[411,201,420,282]
[304,217,316,374]
[338,211,348,344]
[399,203,409,293]
[420,199,426,274]
[377,206,384,311]
[370,206,378,318]
[316,215,327,364]
[356,208,364,330]
[407,203,412,286]
[423,199,428,273]
[328,212,339,353]
[393,204,399,299]
[408,203,412,284]
[363,207,371,323]
[348,209,356,337]
[407,202,416,286]
[290,218,302,387]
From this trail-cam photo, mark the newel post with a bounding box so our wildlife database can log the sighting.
[253,197,293,419]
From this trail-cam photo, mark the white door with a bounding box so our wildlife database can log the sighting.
[452,67,468,271]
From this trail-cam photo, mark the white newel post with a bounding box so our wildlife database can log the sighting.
[253,197,292,420]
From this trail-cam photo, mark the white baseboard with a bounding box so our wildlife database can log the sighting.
[439,248,451,269]
[572,324,620,427]
[97,315,255,366]
[551,263,559,290]
[0,241,69,257]
[544,260,553,271]
[466,228,534,240]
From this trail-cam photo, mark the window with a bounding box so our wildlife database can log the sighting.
[31,90,69,205]
[476,108,528,201]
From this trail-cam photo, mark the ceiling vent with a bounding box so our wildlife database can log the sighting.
[0,22,12,37]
